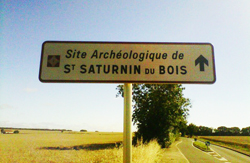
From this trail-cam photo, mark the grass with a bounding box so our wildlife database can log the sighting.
[0,130,163,162]
[193,141,212,152]
[199,136,250,156]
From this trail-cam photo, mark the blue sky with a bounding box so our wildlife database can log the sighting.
[1,0,249,132]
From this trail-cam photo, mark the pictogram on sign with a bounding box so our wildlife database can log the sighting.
[47,55,60,67]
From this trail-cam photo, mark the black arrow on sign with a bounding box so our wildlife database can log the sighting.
[195,55,209,71]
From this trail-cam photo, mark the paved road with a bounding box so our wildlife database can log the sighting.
[177,138,221,163]
[177,138,250,163]
[210,143,250,163]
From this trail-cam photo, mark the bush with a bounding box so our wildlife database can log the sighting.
[193,141,211,152]
[1,129,5,134]
[132,139,163,163]
[14,130,19,134]
[80,129,87,132]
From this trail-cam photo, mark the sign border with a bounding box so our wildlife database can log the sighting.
[39,41,216,84]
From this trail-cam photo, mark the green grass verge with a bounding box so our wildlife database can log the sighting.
[193,141,212,152]
[199,138,250,156]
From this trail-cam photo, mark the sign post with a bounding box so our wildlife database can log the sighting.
[39,41,216,163]
[123,83,132,163]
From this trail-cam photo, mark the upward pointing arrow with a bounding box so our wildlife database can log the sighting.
[195,55,209,71]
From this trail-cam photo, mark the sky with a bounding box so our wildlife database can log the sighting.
[0,0,250,132]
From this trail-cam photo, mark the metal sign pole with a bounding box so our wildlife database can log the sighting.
[123,83,132,163]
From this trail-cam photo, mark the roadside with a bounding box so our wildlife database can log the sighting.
[160,139,189,163]
[199,138,250,157]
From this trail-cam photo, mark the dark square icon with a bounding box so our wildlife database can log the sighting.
[47,55,60,67]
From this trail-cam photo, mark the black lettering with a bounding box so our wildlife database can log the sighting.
[81,52,87,58]
[134,65,141,74]
[91,50,98,59]
[121,65,127,74]
[110,50,115,59]
[155,53,161,59]
[88,65,95,73]
[99,52,103,59]
[66,50,72,58]
[117,51,121,59]
[117,50,122,59]
[103,65,110,74]
[159,65,165,74]
[181,66,187,74]
[123,52,128,59]
[76,51,81,58]
[64,64,71,73]
[162,53,167,59]
[112,65,119,74]
[172,51,178,59]
[179,53,184,60]
[139,53,145,62]
[133,52,138,59]
[146,50,149,59]
[145,68,154,74]
[104,52,109,59]
[96,65,102,74]
[129,50,133,59]
[72,49,76,58]
[149,53,155,61]
[167,66,174,74]
[80,65,87,73]
[71,64,75,70]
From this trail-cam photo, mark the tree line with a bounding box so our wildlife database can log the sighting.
[116,84,249,149]
[0,127,72,132]
[184,124,250,137]
[117,84,190,148]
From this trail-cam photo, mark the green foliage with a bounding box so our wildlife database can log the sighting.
[117,84,190,148]
[198,126,213,136]
[187,123,199,137]
[229,127,241,136]
[13,130,19,134]
[187,125,250,136]
[1,128,5,134]
[241,126,250,136]
[193,141,211,152]
[187,125,213,137]
[214,126,241,136]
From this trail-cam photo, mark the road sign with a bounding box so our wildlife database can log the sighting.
[39,41,216,84]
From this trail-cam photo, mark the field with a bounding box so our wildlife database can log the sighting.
[0,130,162,163]
[200,136,250,156]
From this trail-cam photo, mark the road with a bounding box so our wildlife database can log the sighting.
[177,138,250,163]
[210,143,250,163]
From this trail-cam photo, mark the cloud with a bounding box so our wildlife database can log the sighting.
[23,88,38,93]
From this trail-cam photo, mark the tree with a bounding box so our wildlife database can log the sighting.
[179,120,188,136]
[13,130,19,134]
[198,126,213,136]
[117,84,190,148]
[241,127,250,136]
[229,127,240,136]
[1,128,5,134]
[187,123,198,137]
[216,126,229,136]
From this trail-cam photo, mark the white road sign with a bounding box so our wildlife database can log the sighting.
[39,41,216,84]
